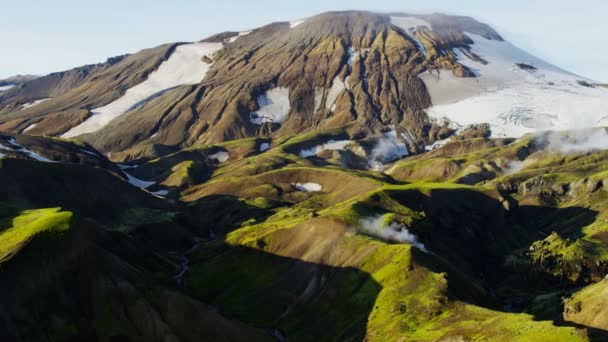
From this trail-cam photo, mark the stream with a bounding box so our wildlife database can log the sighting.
[174,241,201,285]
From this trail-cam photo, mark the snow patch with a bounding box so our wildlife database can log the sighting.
[290,20,305,28]
[79,149,99,157]
[6,138,56,163]
[209,151,229,163]
[293,182,322,192]
[326,77,346,111]
[150,190,169,197]
[226,30,253,43]
[344,76,352,91]
[299,140,352,158]
[23,123,38,133]
[423,33,608,138]
[347,46,359,66]
[260,142,270,152]
[21,98,51,110]
[359,215,427,251]
[124,171,155,189]
[425,138,452,151]
[0,85,14,92]
[63,42,224,137]
[250,87,291,125]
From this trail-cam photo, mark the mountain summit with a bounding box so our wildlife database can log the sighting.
[1,11,605,162]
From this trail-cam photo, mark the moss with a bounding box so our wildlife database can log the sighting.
[0,207,72,261]
[112,208,177,232]
[161,160,196,187]
[522,232,608,284]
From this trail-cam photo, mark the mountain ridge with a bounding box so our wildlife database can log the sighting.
[0,11,523,162]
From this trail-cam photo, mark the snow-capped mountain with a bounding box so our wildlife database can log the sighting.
[0,11,606,161]
[420,30,608,138]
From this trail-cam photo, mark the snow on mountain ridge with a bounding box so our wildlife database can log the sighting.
[423,32,608,138]
[62,42,223,138]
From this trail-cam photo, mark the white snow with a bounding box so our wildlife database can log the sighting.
[117,164,157,189]
[369,128,409,170]
[326,77,346,111]
[347,46,359,66]
[290,20,305,28]
[293,182,322,192]
[390,16,430,57]
[425,138,452,151]
[150,189,169,197]
[250,87,291,125]
[344,76,352,91]
[226,30,253,43]
[299,139,352,158]
[260,142,270,152]
[23,123,37,133]
[20,98,51,110]
[209,151,229,163]
[0,85,14,92]
[359,214,427,251]
[79,149,99,157]
[6,138,56,163]
[124,171,155,189]
[422,33,608,138]
[63,42,224,137]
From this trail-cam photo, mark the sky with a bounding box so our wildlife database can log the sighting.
[1,0,607,82]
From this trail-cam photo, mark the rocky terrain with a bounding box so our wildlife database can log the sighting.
[1,10,608,342]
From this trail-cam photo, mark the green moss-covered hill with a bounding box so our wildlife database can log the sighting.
[1,126,608,341]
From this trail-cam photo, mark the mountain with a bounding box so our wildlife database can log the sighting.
[2,11,605,162]
[1,10,608,341]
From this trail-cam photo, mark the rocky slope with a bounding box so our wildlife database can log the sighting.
[3,11,603,163]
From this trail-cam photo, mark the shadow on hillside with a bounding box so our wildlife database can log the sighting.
[182,188,608,340]
[184,242,381,341]
[387,187,606,340]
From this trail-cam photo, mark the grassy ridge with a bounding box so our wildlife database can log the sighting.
[0,207,72,261]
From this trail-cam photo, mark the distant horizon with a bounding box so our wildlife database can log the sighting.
[2,0,607,82]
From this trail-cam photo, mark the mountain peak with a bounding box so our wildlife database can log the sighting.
[0,10,606,162]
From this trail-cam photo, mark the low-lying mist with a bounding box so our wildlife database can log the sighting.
[535,127,608,154]
[359,215,428,252]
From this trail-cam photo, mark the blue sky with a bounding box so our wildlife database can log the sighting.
[2,0,607,81]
